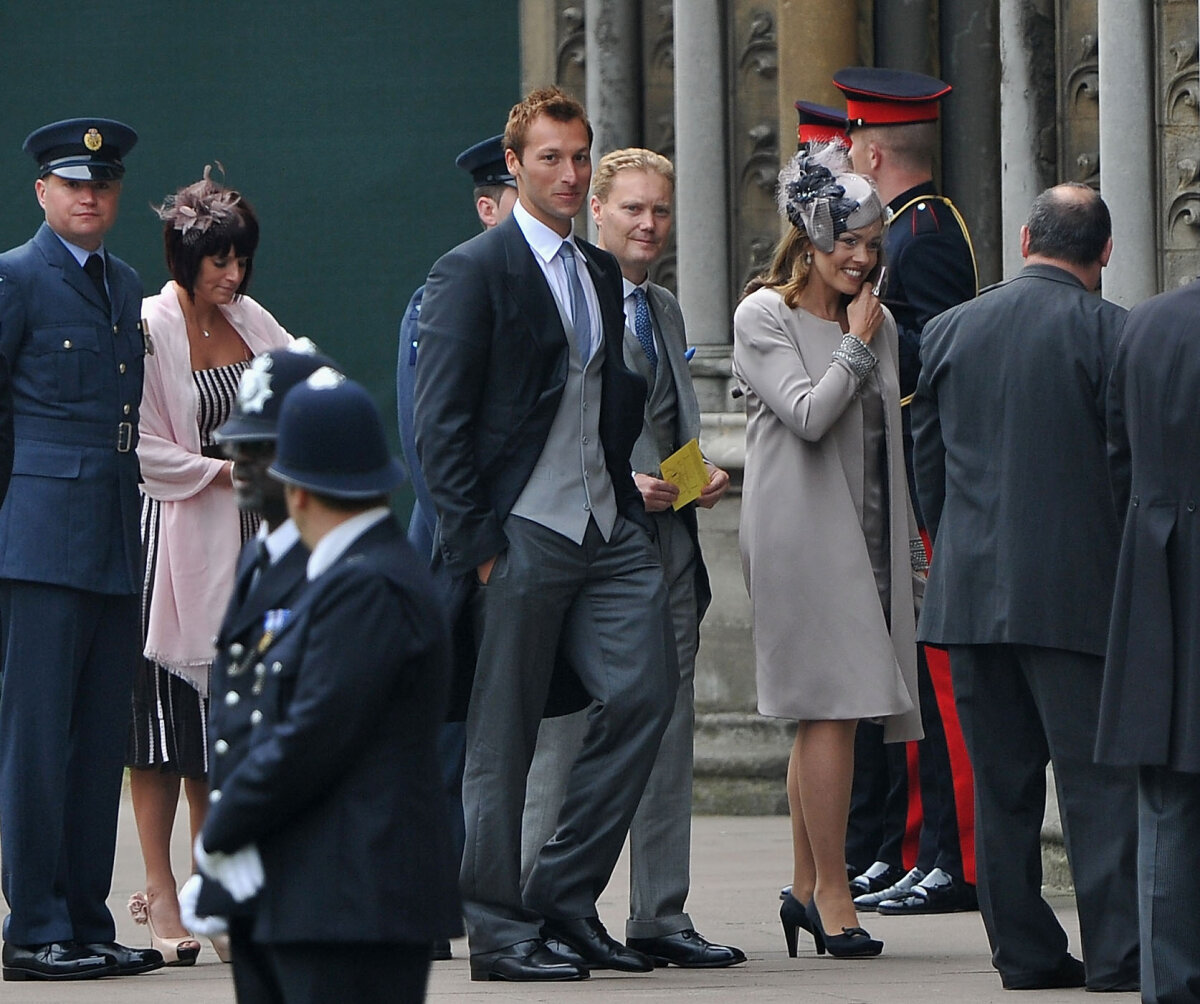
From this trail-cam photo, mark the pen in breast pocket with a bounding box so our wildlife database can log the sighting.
[684,347,696,361]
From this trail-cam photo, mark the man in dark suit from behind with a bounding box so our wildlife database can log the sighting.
[195,371,461,1003]
[415,87,676,982]
[912,183,1139,992]
[0,118,162,982]
[1097,277,1200,1003]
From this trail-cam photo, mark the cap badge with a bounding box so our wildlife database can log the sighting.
[238,355,275,413]
[307,366,345,391]
[83,128,103,152]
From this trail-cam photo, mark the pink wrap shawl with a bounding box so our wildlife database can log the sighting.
[138,282,293,695]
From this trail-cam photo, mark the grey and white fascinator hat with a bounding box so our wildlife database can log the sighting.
[776,142,884,253]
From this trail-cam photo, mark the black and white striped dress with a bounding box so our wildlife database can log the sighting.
[127,360,258,778]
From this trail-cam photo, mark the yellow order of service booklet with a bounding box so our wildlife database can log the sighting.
[659,438,707,511]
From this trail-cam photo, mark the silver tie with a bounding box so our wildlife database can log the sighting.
[558,241,592,362]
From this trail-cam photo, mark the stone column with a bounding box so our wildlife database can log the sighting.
[776,0,858,158]
[1098,0,1157,304]
[999,0,1056,277]
[673,0,729,358]
[585,0,639,154]
[874,0,936,74]
[942,0,1003,287]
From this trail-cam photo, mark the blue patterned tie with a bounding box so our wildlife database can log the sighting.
[631,286,657,371]
[557,242,592,362]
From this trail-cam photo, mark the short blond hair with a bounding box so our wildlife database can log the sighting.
[591,148,675,203]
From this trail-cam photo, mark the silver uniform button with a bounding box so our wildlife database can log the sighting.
[214,739,229,755]
[63,339,72,349]
[210,789,222,803]
[250,710,263,725]
[225,691,240,706]
[229,643,245,658]
[271,661,283,674]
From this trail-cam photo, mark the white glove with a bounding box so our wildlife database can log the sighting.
[194,835,265,903]
[178,873,229,937]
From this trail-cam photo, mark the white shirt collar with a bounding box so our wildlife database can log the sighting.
[259,518,301,565]
[622,276,650,299]
[513,199,583,266]
[305,507,390,581]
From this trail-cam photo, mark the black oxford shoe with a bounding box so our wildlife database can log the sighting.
[541,916,654,972]
[627,928,747,969]
[79,941,164,976]
[469,939,589,982]
[2,941,116,981]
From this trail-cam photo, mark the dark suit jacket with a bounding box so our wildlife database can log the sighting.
[0,223,144,593]
[201,517,462,944]
[413,213,648,580]
[1097,280,1200,771]
[912,263,1126,656]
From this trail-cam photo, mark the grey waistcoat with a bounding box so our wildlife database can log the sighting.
[510,339,617,543]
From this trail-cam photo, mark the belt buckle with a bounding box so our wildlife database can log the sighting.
[117,421,133,453]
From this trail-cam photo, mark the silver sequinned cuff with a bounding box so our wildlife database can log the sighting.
[910,537,929,572]
[831,333,877,382]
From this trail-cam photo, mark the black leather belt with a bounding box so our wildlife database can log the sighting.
[14,415,138,453]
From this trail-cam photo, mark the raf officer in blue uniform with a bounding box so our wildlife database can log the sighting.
[831,69,981,918]
[195,371,461,1003]
[0,119,163,981]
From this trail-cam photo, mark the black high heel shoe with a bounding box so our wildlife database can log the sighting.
[804,899,882,958]
[779,893,814,958]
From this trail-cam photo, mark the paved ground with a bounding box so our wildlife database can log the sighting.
[0,792,1113,1003]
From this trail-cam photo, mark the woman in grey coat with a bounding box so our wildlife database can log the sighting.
[733,149,922,959]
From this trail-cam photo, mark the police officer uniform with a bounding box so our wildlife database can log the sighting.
[0,119,162,982]
[833,69,980,916]
[199,372,461,1003]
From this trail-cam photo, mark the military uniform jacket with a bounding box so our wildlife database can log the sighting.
[201,517,462,944]
[0,223,144,593]
[1097,280,1200,772]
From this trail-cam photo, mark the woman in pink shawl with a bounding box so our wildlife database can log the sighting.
[126,169,291,964]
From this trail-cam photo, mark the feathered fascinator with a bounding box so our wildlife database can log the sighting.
[155,163,242,243]
[776,142,884,252]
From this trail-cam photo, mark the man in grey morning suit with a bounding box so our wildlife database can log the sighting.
[522,148,743,969]
[1097,277,1200,1003]
[911,183,1139,992]
[414,88,675,982]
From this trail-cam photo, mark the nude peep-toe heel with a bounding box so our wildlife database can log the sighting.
[128,891,202,966]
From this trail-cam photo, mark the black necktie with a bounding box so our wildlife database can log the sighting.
[83,253,110,312]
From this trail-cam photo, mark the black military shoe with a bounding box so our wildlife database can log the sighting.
[876,868,978,915]
[2,941,116,981]
[78,941,164,976]
[627,929,747,969]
